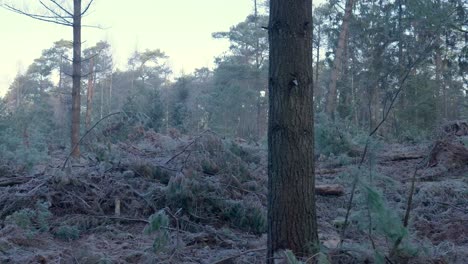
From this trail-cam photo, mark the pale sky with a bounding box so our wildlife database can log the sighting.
[0,0,325,96]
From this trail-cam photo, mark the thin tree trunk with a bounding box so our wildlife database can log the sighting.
[397,0,405,131]
[267,0,318,262]
[315,22,321,110]
[435,36,443,120]
[58,58,66,141]
[254,0,263,140]
[70,0,82,158]
[100,71,104,119]
[59,57,63,91]
[108,72,113,113]
[325,0,355,119]
[85,57,94,129]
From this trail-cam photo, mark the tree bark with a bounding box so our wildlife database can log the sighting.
[267,0,318,262]
[325,0,355,120]
[70,0,82,158]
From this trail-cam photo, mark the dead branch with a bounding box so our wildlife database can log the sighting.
[165,130,210,164]
[381,153,424,162]
[211,248,267,264]
[62,112,124,170]
[0,177,32,187]
[316,184,345,196]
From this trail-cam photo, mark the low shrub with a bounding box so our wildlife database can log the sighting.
[222,200,266,234]
[54,225,80,241]
[5,201,52,233]
[144,210,170,253]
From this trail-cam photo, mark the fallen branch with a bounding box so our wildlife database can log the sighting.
[68,214,185,233]
[381,153,424,162]
[165,130,211,164]
[316,168,345,175]
[211,248,267,264]
[0,177,32,187]
[316,184,345,196]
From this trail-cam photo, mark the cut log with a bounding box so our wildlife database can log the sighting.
[382,153,424,162]
[316,184,345,196]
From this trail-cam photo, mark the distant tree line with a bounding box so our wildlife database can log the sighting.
[0,0,466,163]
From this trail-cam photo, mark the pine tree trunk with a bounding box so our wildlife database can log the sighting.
[435,37,443,120]
[267,0,318,262]
[314,22,321,111]
[108,72,113,113]
[325,0,355,119]
[85,57,94,130]
[70,0,82,158]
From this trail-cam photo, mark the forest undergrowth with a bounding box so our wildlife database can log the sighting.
[0,121,467,264]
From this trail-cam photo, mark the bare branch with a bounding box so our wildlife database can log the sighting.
[49,0,73,17]
[3,4,65,19]
[62,71,73,77]
[39,0,72,24]
[81,0,95,15]
[61,55,73,63]
[81,53,100,63]
[82,24,105,29]
[4,4,72,26]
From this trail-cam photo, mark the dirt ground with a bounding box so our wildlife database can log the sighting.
[0,130,467,264]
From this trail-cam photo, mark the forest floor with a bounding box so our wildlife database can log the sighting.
[0,127,467,264]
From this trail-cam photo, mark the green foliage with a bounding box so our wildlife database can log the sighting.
[282,250,330,264]
[212,15,269,67]
[5,208,35,230]
[222,200,266,234]
[317,252,331,264]
[339,166,419,262]
[54,225,80,241]
[169,76,192,132]
[228,141,261,164]
[123,88,164,131]
[5,201,52,233]
[315,113,361,156]
[132,163,171,184]
[284,250,302,264]
[165,175,195,212]
[144,210,170,253]
[201,159,220,175]
[361,183,407,243]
